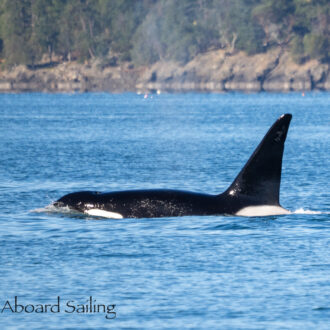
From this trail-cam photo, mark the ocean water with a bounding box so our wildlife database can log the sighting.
[0,92,329,329]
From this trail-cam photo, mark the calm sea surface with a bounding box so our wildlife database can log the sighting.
[0,92,329,329]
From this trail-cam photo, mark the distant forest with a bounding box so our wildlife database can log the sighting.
[0,0,329,67]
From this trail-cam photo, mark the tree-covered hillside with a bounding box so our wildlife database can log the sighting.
[0,0,328,67]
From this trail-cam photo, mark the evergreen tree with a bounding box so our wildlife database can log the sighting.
[0,0,328,66]
[31,0,63,62]
[0,0,35,65]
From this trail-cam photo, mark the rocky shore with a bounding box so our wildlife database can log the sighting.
[0,47,329,93]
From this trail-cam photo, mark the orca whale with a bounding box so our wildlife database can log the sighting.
[54,114,292,218]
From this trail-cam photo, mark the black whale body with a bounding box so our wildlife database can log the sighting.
[54,114,292,218]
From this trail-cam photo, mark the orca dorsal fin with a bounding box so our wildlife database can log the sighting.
[225,114,292,206]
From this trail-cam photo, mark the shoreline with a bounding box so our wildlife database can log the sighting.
[0,47,329,93]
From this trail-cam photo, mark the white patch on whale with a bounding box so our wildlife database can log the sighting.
[84,209,123,219]
[235,205,291,217]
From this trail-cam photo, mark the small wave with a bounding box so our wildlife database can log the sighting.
[312,306,330,311]
[211,223,252,230]
[30,203,76,214]
[293,208,323,215]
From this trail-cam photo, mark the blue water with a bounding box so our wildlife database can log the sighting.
[0,92,329,329]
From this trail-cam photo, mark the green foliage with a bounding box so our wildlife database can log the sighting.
[0,0,34,65]
[289,0,330,62]
[132,0,226,64]
[253,0,295,45]
[290,35,305,63]
[224,0,265,55]
[0,0,328,66]
[97,0,150,62]
[31,0,61,60]
[0,3,3,56]
[254,0,295,24]
[303,34,329,62]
